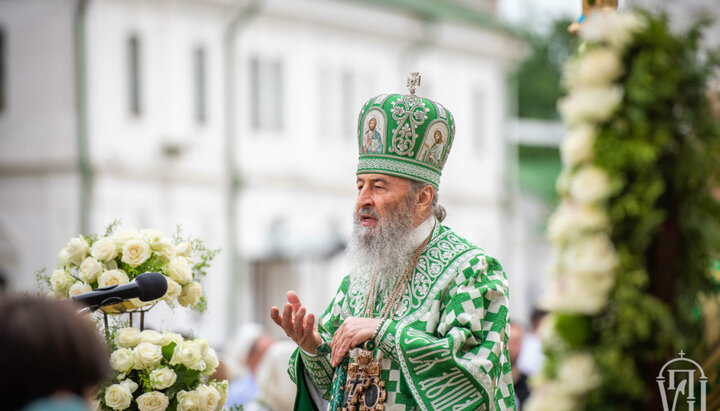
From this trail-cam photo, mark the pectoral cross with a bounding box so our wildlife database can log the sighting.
[407,72,421,95]
[342,350,386,411]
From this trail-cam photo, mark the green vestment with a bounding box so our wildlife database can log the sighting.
[288,221,516,411]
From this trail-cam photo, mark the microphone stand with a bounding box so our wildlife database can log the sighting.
[74,297,130,342]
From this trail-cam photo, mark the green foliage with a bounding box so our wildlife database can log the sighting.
[513,19,578,119]
[551,11,720,410]
[555,313,592,349]
[120,257,167,280]
[517,145,563,205]
[104,219,122,237]
[34,268,50,292]
[192,295,208,313]
[162,341,177,361]
[191,239,221,280]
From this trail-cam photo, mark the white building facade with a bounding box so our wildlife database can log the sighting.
[0,0,526,345]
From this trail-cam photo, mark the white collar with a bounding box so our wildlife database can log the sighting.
[409,214,435,249]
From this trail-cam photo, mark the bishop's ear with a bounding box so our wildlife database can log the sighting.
[416,184,435,215]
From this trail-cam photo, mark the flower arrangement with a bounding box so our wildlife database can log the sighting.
[527,10,720,411]
[43,222,218,312]
[101,327,227,411]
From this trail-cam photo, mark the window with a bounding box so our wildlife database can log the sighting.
[193,46,206,124]
[341,69,354,135]
[473,91,485,149]
[249,57,283,131]
[127,34,142,116]
[0,27,6,114]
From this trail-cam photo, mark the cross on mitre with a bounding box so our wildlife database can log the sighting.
[407,72,421,95]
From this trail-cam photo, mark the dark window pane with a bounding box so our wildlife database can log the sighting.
[194,46,206,124]
[128,34,142,116]
[0,27,6,114]
[250,57,260,129]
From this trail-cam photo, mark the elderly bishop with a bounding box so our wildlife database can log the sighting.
[271,76,516,411]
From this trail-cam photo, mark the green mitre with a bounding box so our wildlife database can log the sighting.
[355,74,455,189]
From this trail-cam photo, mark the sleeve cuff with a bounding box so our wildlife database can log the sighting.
[375,319,399,363]
[299,347,335,390]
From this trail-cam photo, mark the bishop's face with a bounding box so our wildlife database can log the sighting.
[355,174,411,233]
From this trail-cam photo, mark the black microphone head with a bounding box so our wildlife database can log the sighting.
[135,272,168,301]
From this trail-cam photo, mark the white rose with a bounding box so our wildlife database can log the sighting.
[104,384,132,411]
[57,248,71,267]
[136,391,169,411]
[110,348,135,373]
[523,383,579,411]
[555,171,571,199]
[558,85,624,126]
[68,281,92,298]
[98,269,130,288]
[178,282,202,307]
[176,241,192,257]
[561,233,618,276]
[62,236,90,266]
[112,229,139,247]
[176,390,199,411]
[581,11,646,50]
[133,342,163,369]
[149,367,177,390]
[116,327,142,348]
[545,271,614,314]
[195,339,210,357]
[79,257,103,283]
[120,379,138,393]
[50,269,75,296]
[203,347,219,375]
[547,201,609,244]
[560,124,596,167]
[121,239,152,267]
[171,340,205,371]
[140,229,166,249]
[558,352,601,394]
[159,330,184,347]
[140,330,164,345]
[91,237,118,261]
[565,47,623,89]
[211,380,229,409]
[569,165,612,204]
[155,239,176,262]
[196,384,221,411]
[166,257,193,284]
[162,277,182,305]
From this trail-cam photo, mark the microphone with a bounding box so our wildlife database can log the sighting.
[72,272,168,310]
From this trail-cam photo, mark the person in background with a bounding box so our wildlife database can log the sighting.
[0,271,8,293]
[509,322,530,408]
[0,295,111,411]
[516,308,547,377]
[226,324,295,410]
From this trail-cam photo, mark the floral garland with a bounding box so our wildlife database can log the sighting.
[42,222,218,311]
[526,10,720,411]
[101,327,227,411]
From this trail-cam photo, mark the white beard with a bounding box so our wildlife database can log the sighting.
[346,199,417,293]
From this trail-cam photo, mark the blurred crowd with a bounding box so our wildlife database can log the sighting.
[508,309,547,409]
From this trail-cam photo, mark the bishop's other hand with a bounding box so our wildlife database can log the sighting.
[270,290,322,355]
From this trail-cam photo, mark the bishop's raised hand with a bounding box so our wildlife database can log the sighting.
[270,290,322,354]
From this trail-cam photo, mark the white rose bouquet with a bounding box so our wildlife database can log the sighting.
[41,221,218,312]
[100,327,228,411]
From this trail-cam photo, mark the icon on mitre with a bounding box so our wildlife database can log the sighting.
[569,0,619,34]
